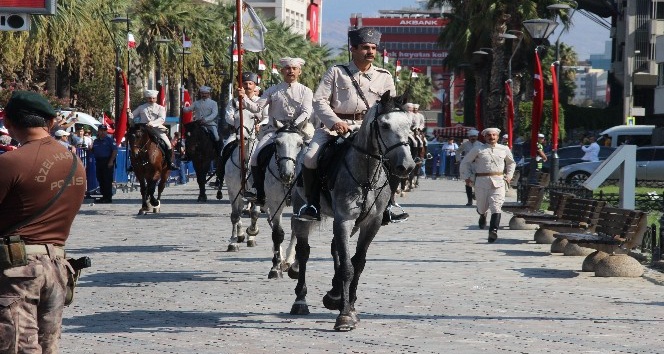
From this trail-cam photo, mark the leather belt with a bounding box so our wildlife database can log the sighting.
[476,172,503,177]
[24,245,66,258]
[336,113,365,121]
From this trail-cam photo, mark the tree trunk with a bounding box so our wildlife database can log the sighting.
[46,55,57,95]
[486,14,510,130]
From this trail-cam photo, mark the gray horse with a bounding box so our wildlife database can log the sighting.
[264,124,305,279]
[224,122,261,252]
[289,92,415,331]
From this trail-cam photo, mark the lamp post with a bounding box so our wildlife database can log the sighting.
[523,19,558,184]
[154,37,172,108]
[472,48,493,133]
[499,30,523,149]
[546,2,576,184]
[103,15,130,122]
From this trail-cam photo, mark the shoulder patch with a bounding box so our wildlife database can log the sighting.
[375,68,392,75]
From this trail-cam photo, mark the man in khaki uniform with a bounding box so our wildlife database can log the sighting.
[456,129,482,206]
[296,27,406,224]
[460,127,516,242]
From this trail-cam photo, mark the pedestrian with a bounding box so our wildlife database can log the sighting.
[183,85,220,153]
[0,90,86,353]
[431,135,445,179]
[128,89,178,170]
[535,133,547,171]
[55,129,76,153]
[172,131,187,185]
[456,129,482,206]
[91,125,117,203]
[459,127,516,243]
[239,58,313,206]
[442,137,458,177]
[296,27,408,224]
[581,135,600,162]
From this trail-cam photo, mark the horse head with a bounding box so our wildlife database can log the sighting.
[273,123,304,185]
[364,91,416,178]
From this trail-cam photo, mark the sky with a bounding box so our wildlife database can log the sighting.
[321,0,611,60]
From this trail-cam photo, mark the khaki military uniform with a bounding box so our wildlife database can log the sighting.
[460,143,516,214]
[410,111,426,147]
[128,102,172,147]
[184,97,219,141]
[225,95,266,142]
[243,81,313,166]
[304,61,395,169]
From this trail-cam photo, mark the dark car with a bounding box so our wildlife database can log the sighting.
[516,144,616,176]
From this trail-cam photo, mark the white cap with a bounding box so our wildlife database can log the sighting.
[0,127,8,135]
[467,129,479,137]
[144,89,158,98]
[537,133,545,138]
[279,57,305,68]
[503,134,508,138]
[481,127,501,136]
[55,130,70,137]
[199,85,211,93]
[413,104,420,109]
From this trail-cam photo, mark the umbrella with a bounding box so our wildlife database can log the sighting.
[58,111,102,131]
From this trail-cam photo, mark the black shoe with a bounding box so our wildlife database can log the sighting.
[243,190,258,202]
[488,229,498,243]
[126,165,134,172]
[382,208,409,226]
[296,204,320,221]
[254,195,266,207]
[169,163,179,170]
[465,202,472,206]
[478,214,487,229]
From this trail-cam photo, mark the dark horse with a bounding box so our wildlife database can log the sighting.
[400,130,427,194]
[184,120,222,202]
[127,125,171,215]
[289,92,415,331]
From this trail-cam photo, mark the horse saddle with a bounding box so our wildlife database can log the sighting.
[221,140,238,164]
[317,135,352,191]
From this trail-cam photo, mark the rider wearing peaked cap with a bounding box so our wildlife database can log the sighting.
[297,27,408,225]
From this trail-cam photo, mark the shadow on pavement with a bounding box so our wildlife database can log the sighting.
[499,249,551,257]
[513,267,579,279]
[76,271,229,287]
[67,245,182,254]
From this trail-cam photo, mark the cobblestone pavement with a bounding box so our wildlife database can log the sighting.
[60,178,664,354]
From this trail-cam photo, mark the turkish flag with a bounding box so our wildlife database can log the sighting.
[530,50,544,158]
[180,89,193,135]
[114,71,129,146]
[505,81,514,149]
[103,113,115,134]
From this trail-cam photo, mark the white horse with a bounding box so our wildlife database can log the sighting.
[263,124,305,279]
[288,92,415,331]
[225,119,261,252]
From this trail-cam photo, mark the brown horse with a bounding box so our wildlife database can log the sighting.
[127,125,170,215]
[184,120,221,202]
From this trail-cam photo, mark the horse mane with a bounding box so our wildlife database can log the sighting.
[275,122,300,134]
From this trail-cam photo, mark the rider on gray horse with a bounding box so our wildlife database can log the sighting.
[239,57,314,206]
[296,27,409,224]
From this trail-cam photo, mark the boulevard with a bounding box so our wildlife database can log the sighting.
[61,178,664,353]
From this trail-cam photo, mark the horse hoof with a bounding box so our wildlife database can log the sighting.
[216,191,223,200]
[280,262,291,272]
[152,208,160,213]
[287,266,299,280]
[247,240,256,247]
[268,269,282,279]
[350,310,360,324]
[197,195,207,202]
[334,315,356,331]
[137,210,146,215]
[290,302,310,315]
[322,292,341,311]
[246,226,259,236]
[237,235,245,243]
[226,244,240,252]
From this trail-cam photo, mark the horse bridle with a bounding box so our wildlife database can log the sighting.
[348,104,409,164]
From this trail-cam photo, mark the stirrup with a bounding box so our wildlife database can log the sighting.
[386,203,409,223]
[295,204,320,221]
[243,190,258,202]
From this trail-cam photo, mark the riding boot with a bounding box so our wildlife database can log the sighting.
[478,210,487,229]
[243,166,265,206]
[296,167,321,221]
[488,213,501,243]
[465,185,474,206]
[165,147,179,170]
[382,175,409,225]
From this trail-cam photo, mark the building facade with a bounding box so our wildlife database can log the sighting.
[245,0,321,43]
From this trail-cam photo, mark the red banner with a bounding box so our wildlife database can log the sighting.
[530,50,544,158]
[181,89,193,135]
[114,72,129,146]
[550,63,559,151]
[505,80,514,149]
[307,3,319,43]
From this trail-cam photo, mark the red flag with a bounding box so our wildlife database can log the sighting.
[383,49,388,64]
[114,71,129,146]
[505,80,514,149]
[530,49,544,158]
[182,89,193,125]
[258,59,266,71]
[158,85,166,108]
[182,28,191,48]
[127,32,136,49]
[550,63,559,151]
[475,89,484,140]
[396,60,401,72]
[103,113,115,134]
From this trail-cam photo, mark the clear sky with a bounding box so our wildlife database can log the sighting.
[321,0,611,60]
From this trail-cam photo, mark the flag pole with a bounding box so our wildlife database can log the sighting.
[236,0,246,193]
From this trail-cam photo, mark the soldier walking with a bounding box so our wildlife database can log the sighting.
[456,129,482,206]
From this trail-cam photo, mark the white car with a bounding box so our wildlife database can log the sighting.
[559,146,664,185]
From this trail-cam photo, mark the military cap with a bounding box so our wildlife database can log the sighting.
[481,127,501,136]
[279,57,305,68]
[4,90,57,119]
[348,27,381,46]
[242,71,258,83]
[98,124,108,130]
[467,129,479,137]
[199,85,211,93]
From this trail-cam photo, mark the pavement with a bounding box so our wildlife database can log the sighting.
[61,177,664,354]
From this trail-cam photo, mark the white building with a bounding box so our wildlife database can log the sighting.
[572,65,608,106]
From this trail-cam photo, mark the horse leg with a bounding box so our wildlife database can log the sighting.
[289,219,313,316]
[215,157,224,200]
[147,180,160,213]
[196,167,207,202]
[322,237,342,310]
[347,218,381,326]
[268,213,285,279]
[227,209,242,252]
[331,219,358,331]
[138,180,149,215]
[245,204,260,247]
[283,231,298,278]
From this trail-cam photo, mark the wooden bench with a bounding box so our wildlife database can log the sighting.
[554,207,648,277]
[529,198,606,245]
[503,184,545,214]
[508,191,575,230]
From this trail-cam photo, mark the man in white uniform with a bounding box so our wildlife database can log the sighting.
[460,127,516,243]
[456,129,482,206]
[128,89,178,170]
[184,85,219,152]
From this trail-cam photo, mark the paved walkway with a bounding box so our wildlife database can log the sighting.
[61,178,664,354]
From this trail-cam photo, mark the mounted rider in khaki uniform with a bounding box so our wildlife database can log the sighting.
[128,89,178,170]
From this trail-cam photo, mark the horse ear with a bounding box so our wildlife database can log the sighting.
[380,90,391,106]
[395,87,411,107]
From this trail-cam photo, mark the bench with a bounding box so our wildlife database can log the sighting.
[529,198,606,245]
[509,191,576,229]
[554,207,648,277]
[503,184,546,215]
[515,172,550,201]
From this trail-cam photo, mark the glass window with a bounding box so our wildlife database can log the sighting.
[636,148,655,161]
[652,148,664,160]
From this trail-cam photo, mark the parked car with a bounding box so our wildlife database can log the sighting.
[596,125,655,147]
[559,146,664,185]
[516,144,616,176]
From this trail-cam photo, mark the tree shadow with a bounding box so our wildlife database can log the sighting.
[513,267,580,279]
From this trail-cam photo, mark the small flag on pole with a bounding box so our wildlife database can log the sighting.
[411,67,421,78]
[233,49,239,62]
[396,60,402,72]
[258,59,266,71]
[241,1,268,52]
[383,49,388,64]
[127,32,136,49]
[271,64,278,74]
[182,29,191,48]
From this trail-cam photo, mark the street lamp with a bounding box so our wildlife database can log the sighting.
[523,18,558,183]
[455,63,472,126]
[103,15,130,124]
[500,30,523,150]
[472,48,493,133]
[547,2,577,184]
[154,37,172,109]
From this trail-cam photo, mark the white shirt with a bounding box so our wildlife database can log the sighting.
[581,142,600,162]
